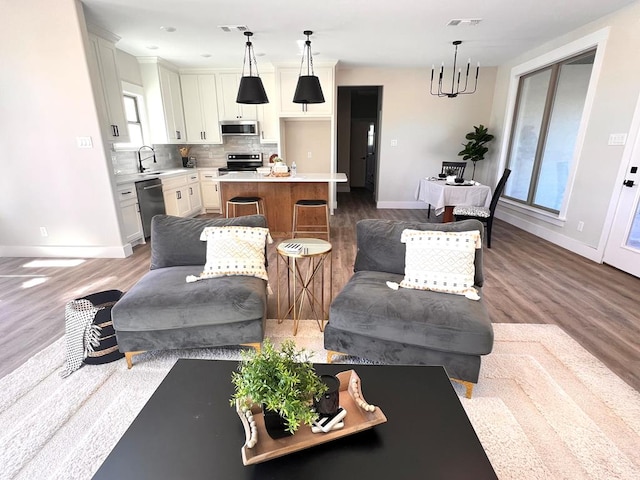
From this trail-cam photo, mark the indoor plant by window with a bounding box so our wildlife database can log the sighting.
[230,339,328,438]
[458,124,495,180]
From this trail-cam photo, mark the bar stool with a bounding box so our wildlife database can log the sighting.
[226,196,264,218]
[292,199,330,240]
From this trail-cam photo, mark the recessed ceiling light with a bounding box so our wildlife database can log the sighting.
[161,26,176,33]
[146,45,159,50]
[201,53,212,58]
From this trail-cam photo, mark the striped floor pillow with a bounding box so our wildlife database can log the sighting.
[81,290,125,365]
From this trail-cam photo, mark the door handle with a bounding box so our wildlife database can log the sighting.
[623,179,635,187]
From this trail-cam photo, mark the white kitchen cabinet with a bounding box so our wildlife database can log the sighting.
[277,66,335,116]
[161,173,202,217]
[139,58,186,144]
[257,72,278,143]
[163,185,191,217]
[200,169,221,213]
[186,172,203,215]
[87,32,130,142]
[117,183,143,244]
[181,74,222,144]
[216,73,257,120]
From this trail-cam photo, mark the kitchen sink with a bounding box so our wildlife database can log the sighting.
[142,171,165,176]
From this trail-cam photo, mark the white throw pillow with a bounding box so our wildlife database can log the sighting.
[188,226,272,282]
[399,229,481,295]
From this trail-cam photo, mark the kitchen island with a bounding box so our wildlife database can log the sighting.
[217,172,347,236]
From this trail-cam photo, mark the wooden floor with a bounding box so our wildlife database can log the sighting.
[1,188,638,392]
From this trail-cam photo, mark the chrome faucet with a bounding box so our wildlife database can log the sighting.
[137,145,156,173]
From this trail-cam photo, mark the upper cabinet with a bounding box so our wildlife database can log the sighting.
[216,72,257,121]
[87,31,130,143]
[181,74,222,144]
[257,72,278,144]
[276,65,335,117]
[139,58,186,144]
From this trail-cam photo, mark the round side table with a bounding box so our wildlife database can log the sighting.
[276,238,333,335]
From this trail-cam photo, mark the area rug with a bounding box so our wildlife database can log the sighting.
[0,322,638,480]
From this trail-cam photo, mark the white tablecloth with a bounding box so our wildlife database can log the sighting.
[415,178,492,216]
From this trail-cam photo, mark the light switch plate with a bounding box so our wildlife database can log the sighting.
[76,136,93,148]
[608,133,627,146]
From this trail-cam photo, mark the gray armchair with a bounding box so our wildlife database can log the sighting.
[324,218,494,398]
[112,214,268,368]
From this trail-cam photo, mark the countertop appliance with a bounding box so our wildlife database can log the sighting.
[218,153,262,173]
[135,178,166,238]
[220,120,259,136]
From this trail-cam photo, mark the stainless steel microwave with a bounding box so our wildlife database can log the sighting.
[220,120,259,136]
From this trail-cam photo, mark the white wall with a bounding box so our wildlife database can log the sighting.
[0,0,126,257]
[282,120,332,173]
[489,1,640,261]
[336,67,497,208]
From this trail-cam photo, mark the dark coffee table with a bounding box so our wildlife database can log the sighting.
[93,360,496,479]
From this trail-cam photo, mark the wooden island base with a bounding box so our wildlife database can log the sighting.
[220,181,329,237]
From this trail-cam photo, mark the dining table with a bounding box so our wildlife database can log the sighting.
[416,177,492,222]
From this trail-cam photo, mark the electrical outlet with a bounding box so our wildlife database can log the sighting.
[39,226,48,237]
[307,151,312,158]
[577,221,584,232]
[391,139,398,147]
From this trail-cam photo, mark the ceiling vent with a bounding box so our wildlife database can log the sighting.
[219,25,249,32]
[447,18,483,27]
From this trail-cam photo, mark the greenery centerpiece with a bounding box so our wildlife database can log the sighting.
[458,124,495,180]
[230,339,328,436]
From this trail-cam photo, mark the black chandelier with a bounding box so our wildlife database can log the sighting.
[430,41,479,98]
[293,30,325,110]
[236,31,269,104]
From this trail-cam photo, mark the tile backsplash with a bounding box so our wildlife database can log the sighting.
[111,137,278,174]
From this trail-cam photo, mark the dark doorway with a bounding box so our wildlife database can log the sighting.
[336,86,382,199]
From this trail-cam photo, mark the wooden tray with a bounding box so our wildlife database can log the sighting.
[235,369,387,465]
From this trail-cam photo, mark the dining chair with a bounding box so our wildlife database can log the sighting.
[453,168,511,248]
[441,161,467,178]
[427,161,468,218]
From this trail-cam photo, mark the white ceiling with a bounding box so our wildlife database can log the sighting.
[81,0,636,69]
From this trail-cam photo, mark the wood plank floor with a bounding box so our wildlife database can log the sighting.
[1,188,638,392]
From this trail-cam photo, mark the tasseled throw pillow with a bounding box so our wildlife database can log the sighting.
[399,229,481,295]
[186,226,271,283]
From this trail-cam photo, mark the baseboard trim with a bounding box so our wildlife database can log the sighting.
[0,244,133,258]
[495,210,602,263]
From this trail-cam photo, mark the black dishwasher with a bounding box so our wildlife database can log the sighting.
[135,178,166,238]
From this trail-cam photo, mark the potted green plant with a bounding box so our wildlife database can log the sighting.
[230,339,328,438]
[458,124,495,180]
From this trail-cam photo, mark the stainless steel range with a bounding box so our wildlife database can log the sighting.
[218,153,262,173]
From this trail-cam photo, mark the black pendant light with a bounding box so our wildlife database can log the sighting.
[236,31,269,104]
[430,40,479,98]
[293,30,325,106]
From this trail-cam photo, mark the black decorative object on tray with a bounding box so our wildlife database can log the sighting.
[315,375,340,416]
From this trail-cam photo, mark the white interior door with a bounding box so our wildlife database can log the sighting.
[603,152,640,277]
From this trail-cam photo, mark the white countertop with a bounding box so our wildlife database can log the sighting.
[216,172,348,183]
[114,168,197,185]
